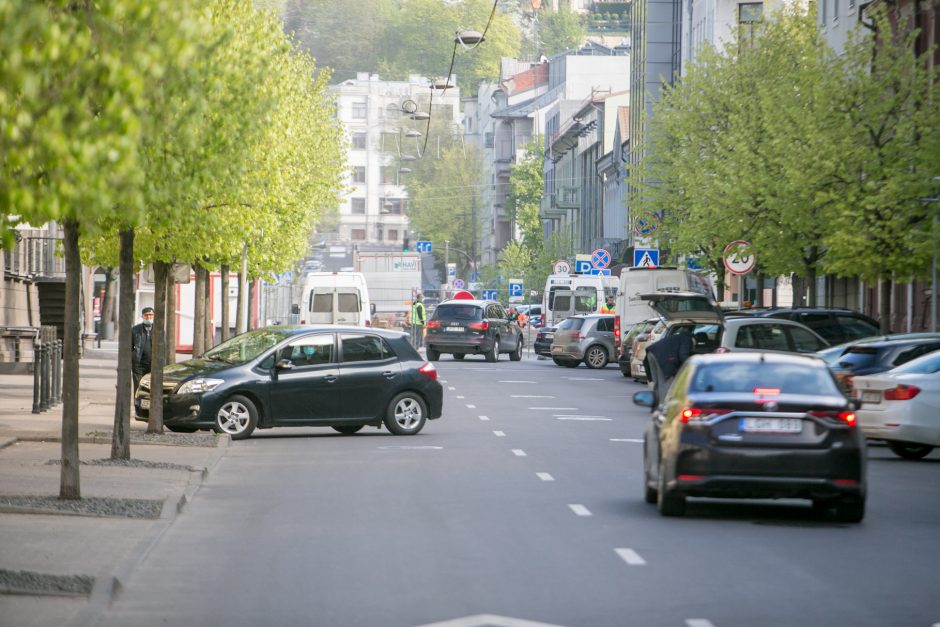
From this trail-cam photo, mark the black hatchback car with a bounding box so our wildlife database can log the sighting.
[135,326,443,440]
[749,307,880,345]
[425,299,524,362]
[829,337,940,393]
[634,352,866,522]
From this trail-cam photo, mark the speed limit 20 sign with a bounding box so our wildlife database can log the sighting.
[723,240,756,275]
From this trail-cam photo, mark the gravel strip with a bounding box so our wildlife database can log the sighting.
[45,457,196,471]
[0,569,94,597]
[85,430,223,447]
[0,495,164,519]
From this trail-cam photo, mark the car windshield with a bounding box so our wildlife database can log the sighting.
[689,361,841,395]
[202,328,292,364]
[434,304,482,321]
[891,350,940,374]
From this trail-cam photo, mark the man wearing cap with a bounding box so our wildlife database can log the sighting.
[131,307,155,394]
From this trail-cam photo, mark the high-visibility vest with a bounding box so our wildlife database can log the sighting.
[411,301,426,326]
[600,302,616,314]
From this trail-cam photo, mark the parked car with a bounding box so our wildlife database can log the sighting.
[550,314,617,369]
[747,307,880,344]
[534,325,556,358]
[618,318,659,378]
[424,299,524,362]
[134,326,443,440]
[853,350,940,460]
[717,317,830,355]
[633,352,866,521]
[817,332,940,366]
[829,337,940,394]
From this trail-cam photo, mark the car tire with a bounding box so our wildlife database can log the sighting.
[426,346,440,361]
[887,441,934,460]
[214,394,258,441]
[510,340,523,361]
[552,357,564,366]
[643,449,657,504]
[453,353,465,360]
[332,425,364,435]
[166,425,199,433]
[563,359,579,368]
[832,496,866,523]
[656,462,685,516]
[384,392,428,435]
[584,345,608,369]
[485,338,499,363]
[621,368,632,378]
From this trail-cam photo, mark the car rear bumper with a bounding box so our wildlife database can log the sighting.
[426,336,494,354]
[533,340,553,356]
[667,474,865,500]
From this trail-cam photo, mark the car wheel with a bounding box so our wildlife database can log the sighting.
[584,345,608,369]
[214,394,258,440]
[563,359,579,368]
[510,340,523,361]
[643,448,657,504]
[332,425,364,435]
[621,369,632,378]
[453,353,465,360]
[656,462,685,516]
[426,346,440,361]
[887,441,934,460]
[384,392,428,435]
[832,496,865,523]
[166,425,199,433]
[552,357,565,366]
[485,338,499,363]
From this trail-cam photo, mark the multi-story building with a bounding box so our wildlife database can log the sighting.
[329,73,462,248]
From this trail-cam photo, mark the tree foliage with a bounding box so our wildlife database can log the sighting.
[536,6,586,57]
[506,136,545,254]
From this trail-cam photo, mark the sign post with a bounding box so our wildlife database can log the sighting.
[723,240,756,309]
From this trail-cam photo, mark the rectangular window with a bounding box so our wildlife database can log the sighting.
[352,132,367,150]
[351,101,367,119]
[380,165,398,185]
[350,198,366,214]
[352,166,366,183]
[381,132,400,153]
[351,229,366,241]
[388,229,399,241]
[382,198,404,214]
[485,132,494,148]
[738,3,762,42]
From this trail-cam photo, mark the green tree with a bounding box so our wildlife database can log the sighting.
[537,6,586,57]
[506,136,545,254]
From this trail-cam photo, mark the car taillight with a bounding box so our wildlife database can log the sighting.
[715,347,730,354]
[468,321,488,331]
[808,410,857,427]
[754,388,780,395]
[418,362,438,381]
[426,320,441,330]
[573,332,584,340]
[614,317,621,348]
[884,384,921,401]
[679,407,732,423]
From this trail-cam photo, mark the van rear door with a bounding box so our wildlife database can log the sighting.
[308,289,363,325]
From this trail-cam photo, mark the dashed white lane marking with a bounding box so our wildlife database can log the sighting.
[563,377,604,381]
[686,620,715,627]
[528,407,578,410]
[456,395,465,399]
[479,415,490,421]
[448,386,456,391]
[615,548,647,565]
[610,438,644,443]
[466,404,476,409]
[555,415,611,421]
[493,430,506,437]
[439,379,447,383]
[512,449,527,457]
[536,472,554,481]
[499,380,537,383]
[568,504,592,517]
[511,395,555,398]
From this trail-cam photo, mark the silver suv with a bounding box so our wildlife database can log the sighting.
[550,314,617,369]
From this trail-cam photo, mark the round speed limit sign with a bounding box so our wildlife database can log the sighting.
[553,259,571,274]
[723,240,756,275]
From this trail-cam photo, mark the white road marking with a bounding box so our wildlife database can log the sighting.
[568,504,592,517]
[456,395,465,399]
[686,621,715,627]
[610,438,644,443]
[448,386,456,391]
[615,548,647,565]
[536,472,554,481]
[499,380,537,383]
[564,377,604,381]
[493,430,506,437]
[479,415,490,421]
[439,379,447,383]
[466,404,476,409]
[415,614,568,627]
[512,449,527,457]
[528,407,579,410]
[511,395,555,398]
[377,446,444,450]
[555,415,611,421]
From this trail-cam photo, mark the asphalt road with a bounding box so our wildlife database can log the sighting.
[95,353,940,627]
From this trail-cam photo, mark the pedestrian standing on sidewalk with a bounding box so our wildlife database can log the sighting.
[131,307,154,394]
[410,292,426,348]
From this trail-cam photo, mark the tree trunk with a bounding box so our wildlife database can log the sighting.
[805,266,818,307]
[237,245,248,334]
[754,272,764,307]
[111,229,135,461]
[192,263,206,356]
[204,267,213,349]
[880,279,892,333]
[220,264,231,341]
[712,263,726,302]
[148,261,169,434]
[166,275,177,364]
[248,279,256,330]
[101,268,116,340]
[60,220,82,499]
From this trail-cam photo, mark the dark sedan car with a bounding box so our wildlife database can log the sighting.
[830,337,940,393]
[135,326,443,440]
[534,325,556,358]
[634,352,866,522]
[425,299,523,362]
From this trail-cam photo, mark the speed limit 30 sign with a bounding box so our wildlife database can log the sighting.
[553,259,571,274]
[723,240,756,275]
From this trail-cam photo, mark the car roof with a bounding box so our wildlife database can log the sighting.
[725,316,814,328]
[690,352,827,367]
[846,337,940,350]
[266,325,407,339]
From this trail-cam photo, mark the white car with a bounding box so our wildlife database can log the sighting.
[853,350,940,459]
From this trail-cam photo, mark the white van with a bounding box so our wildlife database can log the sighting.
[299,272,373,327]
[542,273,619,328]
[617,266,714,328]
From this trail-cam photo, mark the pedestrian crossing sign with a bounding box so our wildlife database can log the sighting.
[633,249,659,268]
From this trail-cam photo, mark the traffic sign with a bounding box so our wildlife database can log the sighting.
[482,289,498,300]
[553,259,571,274]
[723,240,755,275]
[587,268,611,276]
[634,249,659,268]
[591,248,611,269]
[508,281,523,298]
[575,259,592,274]
[447,263,456,278]
[453,278,465,289]
[415,240,433,253]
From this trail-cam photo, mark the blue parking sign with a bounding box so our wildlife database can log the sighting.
[509,282,523,298]
[482,289,498,300]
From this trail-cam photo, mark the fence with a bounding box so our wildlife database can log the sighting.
[32,325,62,413]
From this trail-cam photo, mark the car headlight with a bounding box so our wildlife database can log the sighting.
[177,378,224,394]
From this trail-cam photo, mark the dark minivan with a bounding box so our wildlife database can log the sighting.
[425,299,524,362]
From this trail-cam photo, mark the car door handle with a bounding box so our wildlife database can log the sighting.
[383,370,397,379]
[323,375,337,383]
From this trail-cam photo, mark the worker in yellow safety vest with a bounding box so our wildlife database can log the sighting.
[600,295,616,314]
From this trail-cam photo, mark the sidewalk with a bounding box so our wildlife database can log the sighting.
[0,340,230,627]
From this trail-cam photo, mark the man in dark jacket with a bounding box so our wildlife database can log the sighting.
[644,331,694,406]
[131,307,155,394]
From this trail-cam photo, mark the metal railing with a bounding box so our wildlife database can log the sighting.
[32,325,62,413]
[3,234,65,279]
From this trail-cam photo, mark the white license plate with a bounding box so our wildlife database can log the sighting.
[740,417,802,433]
[862,390,881,404]
[140,399,150,409]
[444,327,464,333]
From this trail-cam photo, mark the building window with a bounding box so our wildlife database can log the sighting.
[381,132,400,153]
[382,198,404,215]
[485,132,494,148]
[352,166,366,183]
[739,3,762,41]
[380,165,399,185]
[388,229,399,241]
[350,198,366,214]
[351,229,366,241]
[351,100,367,119]
[352,132,367,150]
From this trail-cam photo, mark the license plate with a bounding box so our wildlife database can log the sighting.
[444,327,464,333]
[141,399,150,409]
[862,390,881,404]
[740,417,802,433]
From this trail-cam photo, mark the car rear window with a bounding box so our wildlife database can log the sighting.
[836,315,879,340]
[434,305,483,321]
[557,317,585,331]
[893,350,940,374]
[735,323,790,351]
[838,346,879,369]
[690,362,840,395]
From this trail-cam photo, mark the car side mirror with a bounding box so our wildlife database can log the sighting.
[276,359,294,371]
[633,390,655,407]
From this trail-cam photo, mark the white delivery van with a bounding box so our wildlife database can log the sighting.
[299,272,373,327]
[542,273,619,328]
[617,266,714,328]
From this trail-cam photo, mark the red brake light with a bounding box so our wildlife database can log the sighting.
[808,410,857,427]
[884,384,921,401]
[614,317,621,348]
[426,320,441,330]
[468,321,488,331]
[573,332,584,340]
[418,362,438,381]
[753,388,780,395]
[679,407,732,423]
